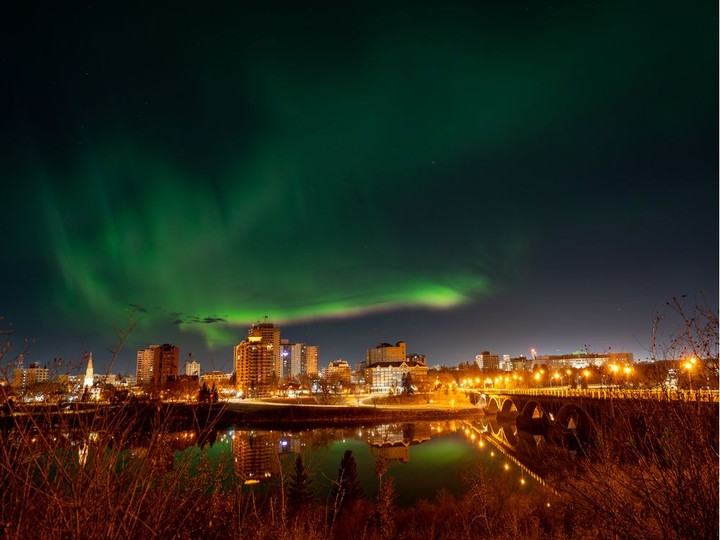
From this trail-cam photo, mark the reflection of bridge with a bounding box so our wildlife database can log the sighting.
[463,420,551,490]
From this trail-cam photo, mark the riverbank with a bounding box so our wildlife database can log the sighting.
[216,399,483,428]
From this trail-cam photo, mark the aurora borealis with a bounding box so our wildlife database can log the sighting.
[2,1,717,373]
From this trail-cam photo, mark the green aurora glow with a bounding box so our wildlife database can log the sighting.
[2,1,716,361]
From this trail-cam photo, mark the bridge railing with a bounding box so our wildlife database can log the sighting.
[479,387,719,403]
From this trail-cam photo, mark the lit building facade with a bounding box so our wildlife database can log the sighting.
[136,347,156,385]
[475,351,500,372]
[535,351,634,370]
[278,340,319,379]
[12,362,49,390]
[185,360,201,377]
[365,340,427,394]
[234,323,280,395]
[367,342,407,364]
[136,344,179,386]
[153,344,179,385]
[367,360,427,394]
[322,360,353,384]
[305,345,319,376]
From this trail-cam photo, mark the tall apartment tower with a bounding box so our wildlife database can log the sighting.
[136,347,156,385]
[475,351,500,372]
[278,341,319,378]
[154,344,179,385]
[304,345,319,376]
[136,344,179,386]
[234,322,280,395]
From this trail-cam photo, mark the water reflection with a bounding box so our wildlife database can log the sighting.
[223,419,546,505]
[11,417,551,505]
[232,431,278,484]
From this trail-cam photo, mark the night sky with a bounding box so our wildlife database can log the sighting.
[2,1,717,376]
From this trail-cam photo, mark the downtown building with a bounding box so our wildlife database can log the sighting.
[365,341,427,395]
[322,359,353,385]
[12,362,49,391]
[533,351,634,370]
[234,322,281,396]
[279,340,319,379]
[136,344,179,386]
[475,351,500,372]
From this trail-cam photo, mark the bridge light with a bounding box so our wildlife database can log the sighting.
[503,463,510,471]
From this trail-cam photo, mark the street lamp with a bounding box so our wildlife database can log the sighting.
[623,366,633,388]
[683,358,696,391]
[609,364,619,388]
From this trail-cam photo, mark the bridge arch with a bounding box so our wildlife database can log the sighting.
[497,397,518,420]
[554,403,594,448]
[484,396,501,415]
[521,400,549,420]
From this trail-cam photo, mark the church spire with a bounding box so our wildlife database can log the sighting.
[84,353,94,388]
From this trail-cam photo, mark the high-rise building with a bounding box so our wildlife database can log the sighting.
[475,351,500,372]
[136,344,179,386]
[234,322,281,395]
[154,344,179,385]
[304,345,319,376]
[278,340,319,378]
[136,346,156,385]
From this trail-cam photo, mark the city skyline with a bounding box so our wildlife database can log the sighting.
[1,1,717,375]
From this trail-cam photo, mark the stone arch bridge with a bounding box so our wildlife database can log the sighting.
[467,388,719,447]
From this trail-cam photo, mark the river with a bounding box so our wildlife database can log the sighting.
[177,417,546,506]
